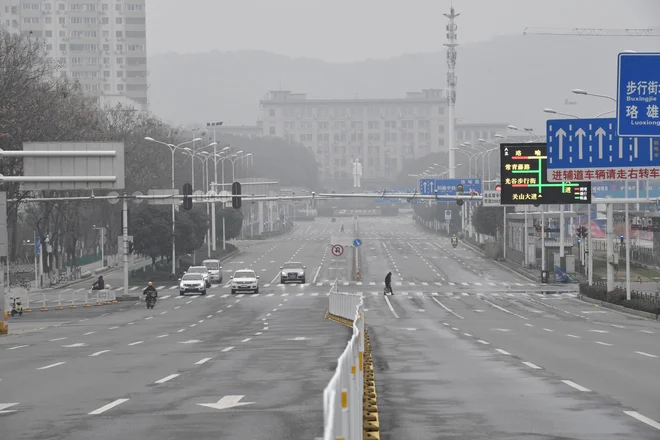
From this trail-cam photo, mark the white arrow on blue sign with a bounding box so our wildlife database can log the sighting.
[546,118,660,181]
[353,238,362,247]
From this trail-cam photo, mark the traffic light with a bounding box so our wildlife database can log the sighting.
[128,241,134,254]
[182,183,193,210]
[576,225,588,239]
[456,183,464,207]
[232,181,242,209]
[620,235,625,246]
[495,184,502,191]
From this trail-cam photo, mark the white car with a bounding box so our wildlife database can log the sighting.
[179,273,206,296]
[230,269,259,294]
[186,266,211,288]
[202,259,223,283]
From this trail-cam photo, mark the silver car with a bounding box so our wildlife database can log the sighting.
[186,266,212,288]
[230,269,259,294]
[280,262,306,284]
[179,273,206,296]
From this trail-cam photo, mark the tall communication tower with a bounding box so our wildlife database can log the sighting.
[444,4,459,178]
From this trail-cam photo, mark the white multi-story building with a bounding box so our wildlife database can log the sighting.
[0,0,147,109]
[260,90,449,182]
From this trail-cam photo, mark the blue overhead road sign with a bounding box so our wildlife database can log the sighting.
[419,178,481,196]
[546,118,660,181]
[617,52,660,137]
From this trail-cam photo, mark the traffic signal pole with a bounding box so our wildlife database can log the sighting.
[122,195,129,298]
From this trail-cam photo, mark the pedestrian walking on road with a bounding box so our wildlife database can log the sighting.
[384,271,393,295]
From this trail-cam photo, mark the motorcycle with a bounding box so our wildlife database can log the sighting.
[10,297,24,317]
[451,237,458,248]
[145,292,157,309]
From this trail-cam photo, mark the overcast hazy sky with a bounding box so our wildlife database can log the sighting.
[147,0,660,62]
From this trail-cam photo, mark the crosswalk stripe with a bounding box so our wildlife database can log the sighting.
[431,292,438,296]
[221,294,229,298]
[267,293,274,297]
[160,295,171,300]
[446,292,454,297]
[461,282,468,286]
[448,282,455,286]
[316,282,323,286]
[435,282,442,286]
[236,294,244,298]
[169,286,178,290]
[461,292,469,296]
[395,282,402,286]
[369,282,375,286]
[311,293,319,296]
[296,293,304,296]
[357,282,362,285]
[282,293,288,296]
[422,282,429,286]
[264,283,271,287]
[474,283,482,286]
[156,285,165,290]
[206,294,215,298]
[401,292,409,296]
[252,294,260,298]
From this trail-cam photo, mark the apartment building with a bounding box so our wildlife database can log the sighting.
[0,0,147,109]
[260,90,449,181]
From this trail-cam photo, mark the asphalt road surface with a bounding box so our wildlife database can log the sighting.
[3,216,659,439]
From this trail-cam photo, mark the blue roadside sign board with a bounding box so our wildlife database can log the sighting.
[617,52,660,137]
[375,188,416,203]
[353,238,362,247]
[419,178,482,196]
[592,181,660,199]
[546,118,660,181]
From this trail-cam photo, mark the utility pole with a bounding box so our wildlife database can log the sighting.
[444,4,459,178]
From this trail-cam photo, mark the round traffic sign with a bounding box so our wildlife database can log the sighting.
[353,238,362,247]
[107,191,120,204]
[331,244,344,257]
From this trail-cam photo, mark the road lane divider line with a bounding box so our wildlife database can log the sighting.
[89,350,110,357]
[37,362,66,370]
[480,297,529,320]
[624,411,660,431]
[154,374,179,384]
[195,358,211,365]
[562,380,591,392]
[595,341,613,346]
[477,340,490,345]
[88,398,129,415]
[222,346,234,352]
[431,296,464,319]
[242,338,252,342]
[634,351,658,358]
[7,345,29,350]
[522,361,542,369]
[495,349,511,355]
[128,341,143,346]
[383,295,399,319]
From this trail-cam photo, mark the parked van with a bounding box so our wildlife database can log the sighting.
[202,259,222,283]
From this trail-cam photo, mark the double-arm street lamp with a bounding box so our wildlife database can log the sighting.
[144,136,201,275]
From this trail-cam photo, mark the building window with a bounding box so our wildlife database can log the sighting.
[45,31,52,37]
[268,109,275,117]
[116,31,123,38]
[117,71,123,78]
[126,4,146,11]
[438,125,445,133]
[269,127,275,135]
[385,120,396,129]
[45,17,52,24]
[102,4,109,11]
[117,84,124,91]
[116,18,123,24]
[367,121,380,130]
[59,17,65,25]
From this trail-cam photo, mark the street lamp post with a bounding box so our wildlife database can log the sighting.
[144,136,201,275]
[92,225,105,268]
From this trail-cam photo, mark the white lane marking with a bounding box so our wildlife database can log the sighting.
[255,332,263,335]
[543,328,554,332]
[154,374,180,384]
[222,346,234,352]
[109,326,119,330]
[174,306,181,310]
[190,324,197,328]
[263,326,269,330]
[241,338,252,342]
[595,341,613,346]
[83,332,95,336]
[160,311,167,315]
[128,341,143,346]
[611,324,625,329]
[451,327,459,331]
[495,349,511,355]
[566,334,580,338]
[431,296,464,319]
[311,292,319,296]
[624,411,660,431]
[525,324,534,327]
[160,295,172,299]
[186,300,192,304]
[383,295,399,319]
[157,334,168,338]
[207,294,216,298]
[481,298,528,320]
[313,266,322,283]
[199,320,204,323]
[522,361,542,369]
[266,313,271,317]
[562,380,591,392]
[89,350,110,357]
[130,286,139,291]
[207,315,213,318]
[145,317,153,320]
[589,329,609,333]
[37,362,66,370]
[177,329,186,333]
[0,403,19,414]
[7,345,29,350]
[640,330,655,334]
[195,358,212,365]
[88,398,129,415]
[267,293,274,297]
[635,351,658,358]
[463,333,472,337]
[477,340,490,345]
[221,294,229,298]
[156,285,165,290]
[49,337,67,342]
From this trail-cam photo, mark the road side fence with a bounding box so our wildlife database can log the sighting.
[323,286,364,440]
[5,288,118,312]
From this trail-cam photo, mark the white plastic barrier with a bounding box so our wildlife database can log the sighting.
[323,288,364,440]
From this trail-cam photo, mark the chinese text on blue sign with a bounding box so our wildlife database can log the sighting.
[546,118,660,181]
[500,143,591,205]
[617,52,660,137]
[419,178,481,196]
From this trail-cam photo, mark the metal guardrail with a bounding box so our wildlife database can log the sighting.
[6,287,118,312]
[323,282,364,440]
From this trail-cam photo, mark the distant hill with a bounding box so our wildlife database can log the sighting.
[147,34,659,132]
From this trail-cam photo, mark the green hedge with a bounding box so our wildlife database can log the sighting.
[579,283,660,316]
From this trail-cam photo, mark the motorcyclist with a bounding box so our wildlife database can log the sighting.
[143,282,158,302]
[91,275,105,291]
[384,271,393,295]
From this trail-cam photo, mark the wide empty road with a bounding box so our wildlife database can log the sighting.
[3,216,659,439]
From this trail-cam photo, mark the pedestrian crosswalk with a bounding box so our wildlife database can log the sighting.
[59,280,553,293]
[143,291,577,300]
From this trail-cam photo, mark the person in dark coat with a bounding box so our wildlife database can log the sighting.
[384,271,392,295]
